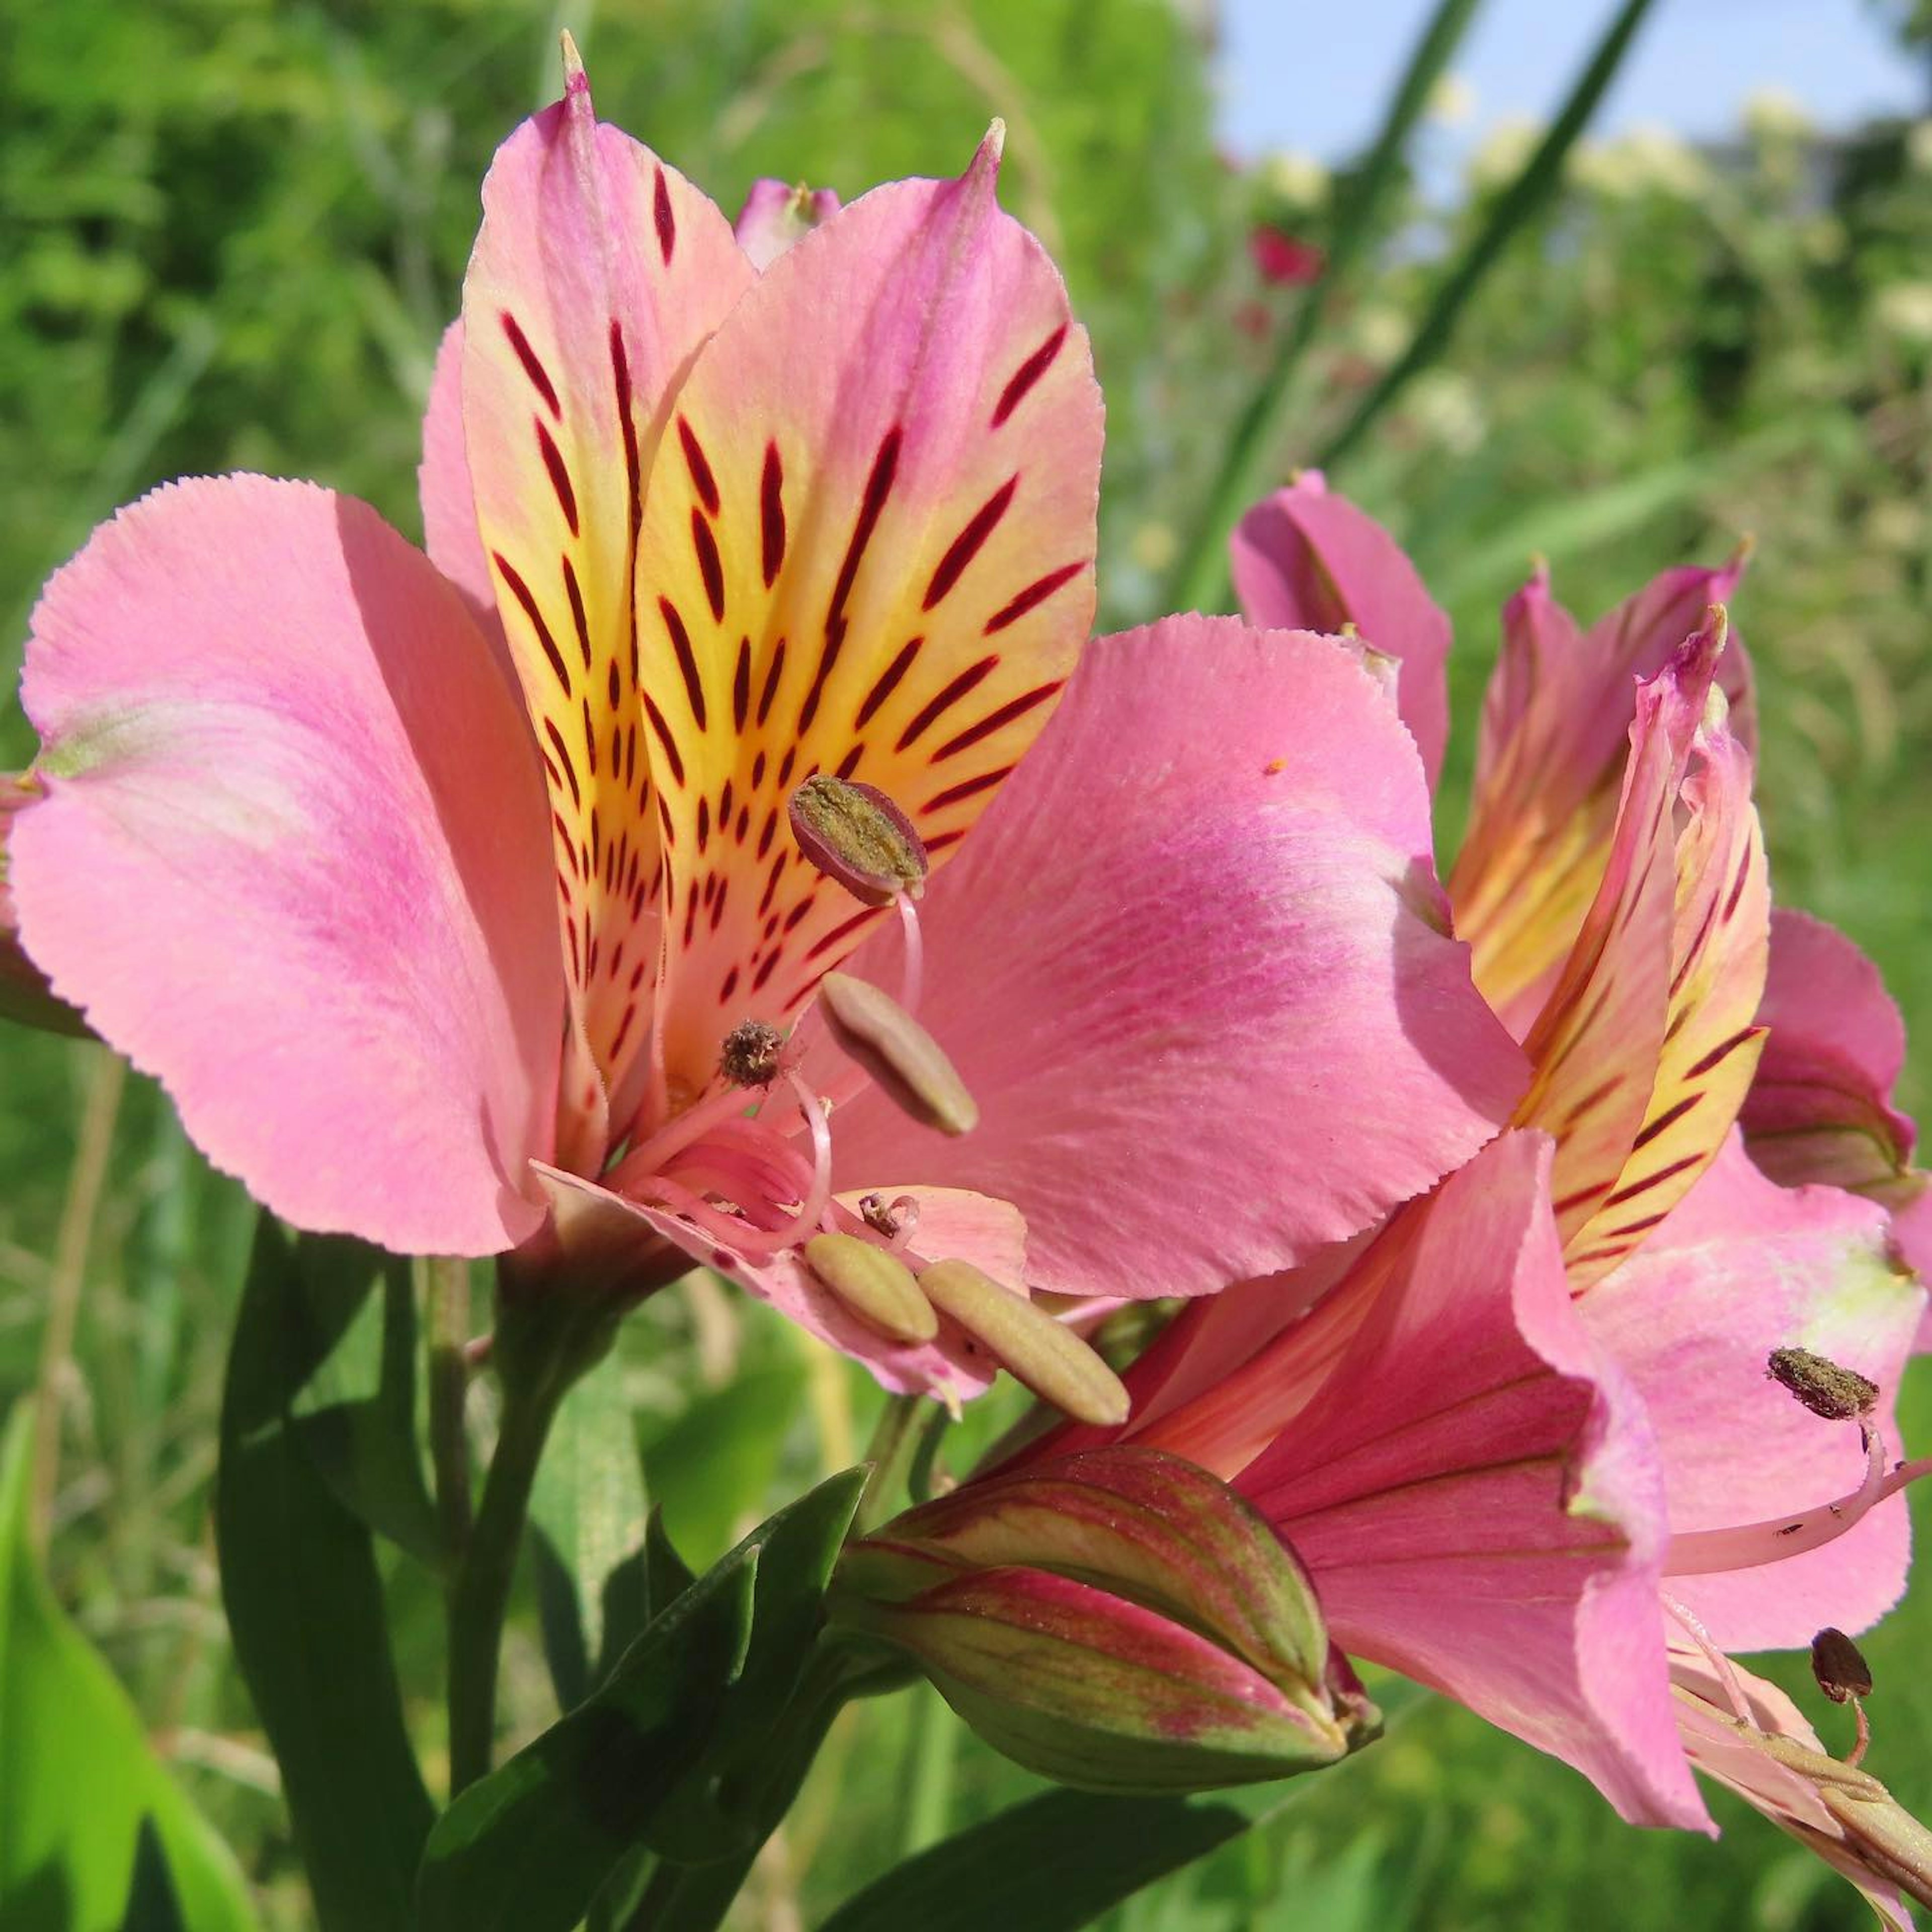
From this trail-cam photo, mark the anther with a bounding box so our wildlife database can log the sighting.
[1767,1347,1879,1422]
[719,1018,786,1088]
[818,973,978,1135]
[916,1259,1130,1427]
[789,775,928,906]
[1812,1627,1875,1705]
[804,1232,939,1344]
[860,1192,919,1241]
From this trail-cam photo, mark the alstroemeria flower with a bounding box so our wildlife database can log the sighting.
[5,64,1522,1410]
[1226,485,1928,1890]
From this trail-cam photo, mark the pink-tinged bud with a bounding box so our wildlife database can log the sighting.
[833,1447,1379,1792]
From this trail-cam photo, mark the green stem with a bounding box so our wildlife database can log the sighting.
[854,1393,928,1535]
[445,1365,565,1796]
[1163,0,1487,616]
[1313,0,1659,474]
[424,1256,472,1567]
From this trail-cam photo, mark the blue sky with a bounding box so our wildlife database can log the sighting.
[1220,0,1923,163]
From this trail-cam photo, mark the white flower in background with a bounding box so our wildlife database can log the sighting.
[1130,520,1179,573]
[1907,119,1932,175]
[1874,281,1932,345]
[1429,72,1477,129]
[1408,369,1487,454]
[1260,148,1331,205]
[1744,86,1811,144]
[1353,304,1411,363]
[1468,115,1541,190]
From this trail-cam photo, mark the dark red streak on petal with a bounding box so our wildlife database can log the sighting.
[855,636,923,729]
[991,323,1067,429]
[924,764,1013,814]
[896,656,998,752]
[535,420,579,535]
[985,560,1086,635]
[931,681,1063,762]
[642,693,686,787]
[494,552,571,693]
[691,508,727,623]
[500,310,561,419]
[659,597,708,729]
[923,477,1017,610]
[760,443,786,588]
[732,639,752,732]
[677,415,720,516]
[653,167,676,263]
[543,720,582,805]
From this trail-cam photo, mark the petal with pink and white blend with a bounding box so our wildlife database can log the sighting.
[1742,909,1929,1271]
[1231,473,1452,789]
[11,476,563,1256]
[819,617,1529,1303]
[733,179,841,269]
[1452,554,1754,1029]
[1226,1132,1705,1829]
[1580,1136,1923,1653]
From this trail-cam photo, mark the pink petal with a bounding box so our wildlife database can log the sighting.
[461,61,757,1124]
[629,127,1102,1122]
[417,318,504,637]
[1228,1132,1705,1830]
[733,179,841,269]
[1,777,88,1036]
[1580,1136,1922,1652]
[1453,554,1754,1029]
[822,616,1527,1302]
[13,477,561,1255]
[1231,473,1451,789]
[1743,908,1925,1218]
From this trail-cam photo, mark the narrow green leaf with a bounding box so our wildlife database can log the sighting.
[1316,0,1661,476]
[643,1507,698,1624]
[215,1218,434,1932]
[529,1345,649,1710]
[817,1790,1252,1932]
[0,1405,257,1932]
[418,1469,866,1932]
[117,1819,186,1932]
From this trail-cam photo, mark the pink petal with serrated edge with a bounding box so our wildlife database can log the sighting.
[1231,474,1452,790]
[12,477,561,1255]
[817,617,1526,1302]
[1581,1135,1922,1652]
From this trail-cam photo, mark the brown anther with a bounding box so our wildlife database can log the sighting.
[1767,1347,1879,1422]
[1813,1627,1875,1705]
[788,774,928,907]
[860,1191,919,1240]
[818,973,978,1135]
[719,1018,785,1088]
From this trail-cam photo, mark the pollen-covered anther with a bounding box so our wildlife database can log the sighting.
[915,1258,1130,1428]
[803,1232,939,1345]
[861,1191,919,1240]
[1767,1346,1879,1422]
[1812,1627,1875,1706]
[818,972,978,1135]
[788,774,929,907]
[719,1018,787,1088]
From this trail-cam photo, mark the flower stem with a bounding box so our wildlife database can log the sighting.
[424,1256,472,1567]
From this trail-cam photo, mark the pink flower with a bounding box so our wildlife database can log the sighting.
[1248,224,1326,289]
[4,60,1521,1412]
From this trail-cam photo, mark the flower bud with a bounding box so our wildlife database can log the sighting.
[832,1446,1379,1792]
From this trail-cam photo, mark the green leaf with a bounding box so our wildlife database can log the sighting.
[817,1790,1253,1932]
[215,1218,434,1932]
[417,1469,867,1932]
[530,1346,649,1711]
[0,1404,257,1932]
[643,1508,698,1624]
[117,1819,185,1932]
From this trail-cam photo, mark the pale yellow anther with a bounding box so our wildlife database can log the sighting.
[817,973,979,1136]
[916,1259,1130,1427]
[804,1233,939,1345]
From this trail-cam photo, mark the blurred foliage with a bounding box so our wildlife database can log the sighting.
[3,2,1932,1927]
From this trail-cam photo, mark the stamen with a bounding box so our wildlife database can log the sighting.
[1664,1592,1755,1724]
[860,1191,921,1247]
[1768,1347,1878,1422]
[616,1077,764,1184]
[789,774,929,906]
[784,1070,835,1234]
[720,1018,786,1088]
[896,890,925,1013]
[915,1258,1130,1426]
[804,1232,939,1344]
[818,972,978,1135]
[1813,1627,1875,1768]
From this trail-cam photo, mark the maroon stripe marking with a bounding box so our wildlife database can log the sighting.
[759,855,786,917]
[1551,1180,1612,1217]
[756,640,786,727]
[543,718,581,805]
[827,427,902,636]
[835,742,864,780]
[776,746,796,789]
[641,693,686,787]
[500,311,560,419]
[735,804,750,842]
[552,812,579,877]
[494,553,571,692]
[896,655,998,751]
[985,559,1085,635]
[924,764,1013,813]
[653,166,676,262]
[709,882,729,932]
[992,323,1068,428]
[683,896,698,947]
[677,414,719,515]
[783,897,814,933]
[804,908,877,962]
[1723,848,1755,921]
[607,659,621,708]
[798,628,844,734]
[760,442,786,588]
[565,917,581,981]
[923,477,1017,610]
[560,555,592,667]
[756,809,778,859]
[1685,1026,1758,1080]
[1630,1092,1700,1152]
[1598,1210,1671,1242]
[696,796,711,852]
[752,950,783,992]
[718,965,740,1005]
[855,636,923,729]
[719,779,735,828]
[1558,1076,1622,1131]
[1601,1151,1705,1210]
[691,508,726,622]
[732,638,752,732]
[925,827,966,853]
[657,794,676,844]
[931,680,1063,762]
[751,750,767,789]
[535,420,579,535]
[659,597,707,729]
[581,696,598,775]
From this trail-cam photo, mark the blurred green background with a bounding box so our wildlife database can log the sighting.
[3,1,1930,1925]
